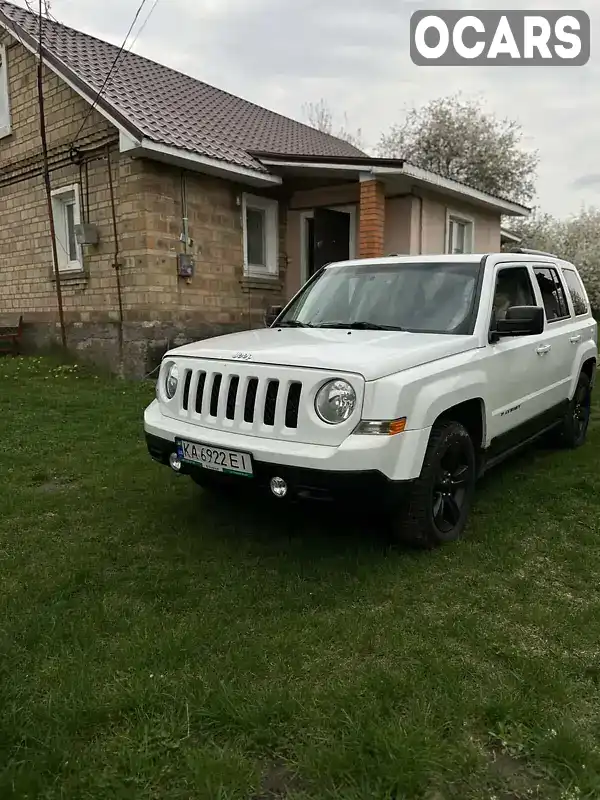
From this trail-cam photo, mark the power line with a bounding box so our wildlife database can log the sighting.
[70,0,149,146]
[127,0,160,53]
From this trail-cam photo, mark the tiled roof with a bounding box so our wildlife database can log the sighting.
[0,1,365,172]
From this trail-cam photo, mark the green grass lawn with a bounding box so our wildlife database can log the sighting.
[2,356,600,800]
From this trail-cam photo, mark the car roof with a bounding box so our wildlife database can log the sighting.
[325,253,573,269]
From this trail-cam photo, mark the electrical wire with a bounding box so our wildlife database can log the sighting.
[127,0,160,53]
[70,0,150,146]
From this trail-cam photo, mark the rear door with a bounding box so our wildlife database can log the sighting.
[531,263,573,410]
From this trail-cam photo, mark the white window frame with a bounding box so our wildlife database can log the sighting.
[0,43,12,139]
[50,184,84,274]
[299,204,357,286]
[242,193,279,278]
[446,211,474,255]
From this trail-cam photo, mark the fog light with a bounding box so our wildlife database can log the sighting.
[270,477,288,498]
[169,452,182,472]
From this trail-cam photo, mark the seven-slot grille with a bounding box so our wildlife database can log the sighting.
[180,367,303,430]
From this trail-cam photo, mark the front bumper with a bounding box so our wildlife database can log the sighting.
[143,399,431,482]
[145,432,401,502]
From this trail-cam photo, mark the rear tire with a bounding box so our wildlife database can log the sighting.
[557,371,592,449]
[389,420,477,549]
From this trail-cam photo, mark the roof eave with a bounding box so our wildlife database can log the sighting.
[380,163,531,217]
[122,136,283,188]
[254,154,530,217]
[500,227,523,243]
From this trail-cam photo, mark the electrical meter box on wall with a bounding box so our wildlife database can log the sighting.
[177,253,194,278]
[74,223,99,245]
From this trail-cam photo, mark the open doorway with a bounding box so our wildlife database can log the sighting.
[300,205,357,284]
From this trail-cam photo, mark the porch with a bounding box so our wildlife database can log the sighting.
[251,154,530,300]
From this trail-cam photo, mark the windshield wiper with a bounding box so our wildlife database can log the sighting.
[315,321,405,331]
[276,320,313,328]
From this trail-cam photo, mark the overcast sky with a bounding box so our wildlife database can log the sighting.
[18,0,600,217]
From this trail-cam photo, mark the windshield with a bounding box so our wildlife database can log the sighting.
[279,261,481,334]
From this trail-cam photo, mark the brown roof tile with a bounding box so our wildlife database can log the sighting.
[0,0,365,172]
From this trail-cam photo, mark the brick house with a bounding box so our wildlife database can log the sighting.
[0,2,529,375]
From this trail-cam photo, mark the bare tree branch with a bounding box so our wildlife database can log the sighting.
[302,99,366,151]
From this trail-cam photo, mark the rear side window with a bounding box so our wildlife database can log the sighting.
[562,268,589,316]
[534,266,570,321]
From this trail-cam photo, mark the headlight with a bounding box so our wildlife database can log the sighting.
[315,379,356,424]
[165,363,179,399]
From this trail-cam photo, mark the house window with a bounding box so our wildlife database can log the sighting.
[242,193,279,277]
[50,185,83,273]
[447,214,474,254]
[0,43,11,138]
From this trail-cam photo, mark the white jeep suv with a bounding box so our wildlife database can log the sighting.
[144,250,597,547]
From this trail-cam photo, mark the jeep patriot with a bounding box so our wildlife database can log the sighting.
[144,250,597,547]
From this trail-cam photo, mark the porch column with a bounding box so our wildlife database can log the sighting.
[358,177,385,258]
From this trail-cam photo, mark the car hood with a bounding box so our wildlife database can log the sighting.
[165,328,479,381]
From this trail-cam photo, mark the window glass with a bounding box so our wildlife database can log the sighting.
[448,217,473,254]
[534,267,570,320]
[246,207,266,266]
[280,261,481,335]
[491,266,536,325]
[65,201,77,262]
[0,44,10,135]
[562,268,588,316]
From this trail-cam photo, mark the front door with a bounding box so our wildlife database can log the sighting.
[485,263,557,447]
[313,208,350,274]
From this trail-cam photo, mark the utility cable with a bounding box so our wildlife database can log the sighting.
[127,0,160,53]
[70,0,149,146]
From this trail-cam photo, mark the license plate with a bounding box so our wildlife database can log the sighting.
[176,439,253,477]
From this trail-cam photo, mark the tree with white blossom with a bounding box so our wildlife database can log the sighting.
[375,93,538,206]
[507,208,600,312]
[303,93,538,207]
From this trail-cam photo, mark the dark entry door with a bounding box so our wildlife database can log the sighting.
[312,208,350,275]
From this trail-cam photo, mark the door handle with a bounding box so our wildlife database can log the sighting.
[570,335,582,344]
[536,344,551,355]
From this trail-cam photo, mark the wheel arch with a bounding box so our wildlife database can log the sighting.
[434,397,486,451]
[569,346,596,398]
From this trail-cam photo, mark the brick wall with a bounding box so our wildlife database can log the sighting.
[358,178,385,258]
[0,33,288,376]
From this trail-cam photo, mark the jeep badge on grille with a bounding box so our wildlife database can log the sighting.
[232,352,252,360]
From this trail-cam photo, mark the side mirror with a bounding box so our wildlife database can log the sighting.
[264,305,283,327]
[495,305,544,338]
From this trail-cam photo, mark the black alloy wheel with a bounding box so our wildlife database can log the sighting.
[391,420,477,548]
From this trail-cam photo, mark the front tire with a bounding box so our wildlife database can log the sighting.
[390,420,477,549]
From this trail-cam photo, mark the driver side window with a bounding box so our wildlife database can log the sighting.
[490,266,536,329]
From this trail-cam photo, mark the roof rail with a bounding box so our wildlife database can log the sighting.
[508,247,558,258]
